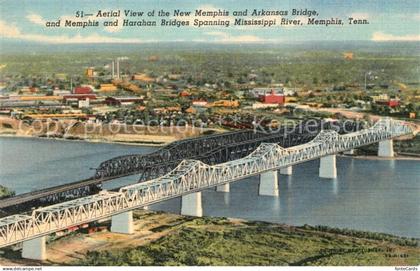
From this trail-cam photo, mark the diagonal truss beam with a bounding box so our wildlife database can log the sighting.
[0,118,412,248]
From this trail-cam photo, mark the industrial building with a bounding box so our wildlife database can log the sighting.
[259,90,285,104]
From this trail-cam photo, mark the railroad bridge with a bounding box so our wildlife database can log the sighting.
[0,119,358,213]
[0,118,413,260]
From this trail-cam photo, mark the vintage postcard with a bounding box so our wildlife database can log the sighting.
[0,0,419,269]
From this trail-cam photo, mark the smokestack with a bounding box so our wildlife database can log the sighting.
[116,59,120,79]
[111,61,115,79]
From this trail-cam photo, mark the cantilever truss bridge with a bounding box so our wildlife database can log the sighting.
[0,119,360,214]
[0,118,412,248]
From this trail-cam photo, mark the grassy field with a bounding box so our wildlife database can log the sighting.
[75,216,419,266]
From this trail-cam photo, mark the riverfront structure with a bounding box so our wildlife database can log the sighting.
[0,118,412,260]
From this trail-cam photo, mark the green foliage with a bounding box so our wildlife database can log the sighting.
[0,185,15,200]
[75,219,420,266]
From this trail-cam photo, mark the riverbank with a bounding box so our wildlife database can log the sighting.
[0,211,418,266]
[0,185,14,200]
[340,154,420,160]
[0,116,222,146]
[0,133,168,147]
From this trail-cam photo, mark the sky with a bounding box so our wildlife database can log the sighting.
[0,0,419,44]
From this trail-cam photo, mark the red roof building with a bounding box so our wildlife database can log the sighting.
[259,90,285,104]
[376,99,400,107]
[179,90,191,97]
[73,86,93,94]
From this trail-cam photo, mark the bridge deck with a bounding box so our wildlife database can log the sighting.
[0,118,412,248]
[1,120,351,213]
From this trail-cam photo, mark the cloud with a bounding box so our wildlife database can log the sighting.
[26,12,125,33]
[205,31,263,43]
[26,13,47,26]
[349,12,370,19]
[0,19,266,44]
[175,5,235,28]
[371,31,420,42]
[191,5,302,30]
[59,13,125,33]
[0,20,21,37]
[0,20,143,43]
[196,4,221,12]
[104,19,124,33]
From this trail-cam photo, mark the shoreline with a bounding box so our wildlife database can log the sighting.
[2,133,420,161]
[0,133,169,147]
[340,154,420,161]
[0,211,418,266]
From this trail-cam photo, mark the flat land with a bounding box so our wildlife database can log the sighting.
[0,211,418,266]
[0,116,222,146]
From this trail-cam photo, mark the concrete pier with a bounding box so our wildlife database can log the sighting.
[216,183,230,192]
[319,155,337,179]
[111,211,134,234]
[378,139,394,157]
[22,236,46,260]
[344,149,355,155]
[280,166,293,175]
[181,192,203,217]
[259,170,279,196]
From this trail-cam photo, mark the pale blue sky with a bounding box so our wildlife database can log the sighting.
[0,0,419,43]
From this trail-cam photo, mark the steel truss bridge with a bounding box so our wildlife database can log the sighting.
[0,118,412,248]
[0,119,360,214]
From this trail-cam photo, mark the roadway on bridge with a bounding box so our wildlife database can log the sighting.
[0,120,361,215]
[0,118,412,249]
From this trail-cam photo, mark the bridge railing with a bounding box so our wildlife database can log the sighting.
[0,118,413,248]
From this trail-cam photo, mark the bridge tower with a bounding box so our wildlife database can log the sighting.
[344,149,355,155]
[181,192,203,217]
[280,166,293,175]
[378,139,394,157]
[319,155,337,179]
[22,236,47,260]
[259,170,279,196]
[216,183,230,192]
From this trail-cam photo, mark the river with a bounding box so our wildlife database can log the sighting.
[0,137,419,238]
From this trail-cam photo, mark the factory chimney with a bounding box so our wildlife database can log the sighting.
[111,61,115,79]
[116,59,120,79]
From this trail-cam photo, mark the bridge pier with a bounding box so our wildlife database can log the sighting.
[280,166,293,175]
[319,155,337,179]
[111,211,134,234]
[378,139,394,157]
[216,183,230,192]
[344,149,355,155]
[181,192,203,217]
[259,170,279,196]
[22,236,46,261]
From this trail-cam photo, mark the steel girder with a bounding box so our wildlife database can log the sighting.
[0,120,361,215]
[0,118,412,248]
[96,120,362,179]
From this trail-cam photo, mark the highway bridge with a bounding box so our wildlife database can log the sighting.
[0,119,360,214]
[0,118,413,260]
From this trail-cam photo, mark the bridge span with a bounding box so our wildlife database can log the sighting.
[0,118,413,260]
[0,119,359,214]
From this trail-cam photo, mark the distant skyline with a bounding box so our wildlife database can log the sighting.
[1,0,419,44]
